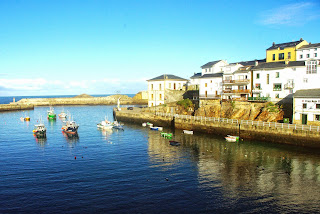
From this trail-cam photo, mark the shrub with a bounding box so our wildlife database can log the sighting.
[177,99,193,109]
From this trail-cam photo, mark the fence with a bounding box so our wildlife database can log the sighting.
[156,112,320,132]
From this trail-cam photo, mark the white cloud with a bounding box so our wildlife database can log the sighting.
[258,2,320,26]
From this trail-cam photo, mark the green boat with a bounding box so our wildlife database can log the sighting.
[161,132,172,138]
[47,107,56,120]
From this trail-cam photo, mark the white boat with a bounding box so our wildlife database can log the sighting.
[142,122,153,127]
[97,117,113,130]
[183,130,193,134]
[58,110,67,118]
[225,135,239,142]
[33,119,46,137]
[113,121,124,130]
[150,126,163,131]
[142,123,147,127]
[62,120,79,135]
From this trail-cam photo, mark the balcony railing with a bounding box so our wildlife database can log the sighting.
[252,88,262,93]
[223,79,250,85]
[273,88,282,91]
[284,83,295,89]
[199,94,221,100]
[248,97,270,102]
[223,89,251,94]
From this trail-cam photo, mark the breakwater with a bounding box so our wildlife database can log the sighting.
[0,104,34,112]
[114,108,320,148]
[11,95,147,106]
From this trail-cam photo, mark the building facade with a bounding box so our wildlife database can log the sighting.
[147,74,187,107]
[296,43,320,61]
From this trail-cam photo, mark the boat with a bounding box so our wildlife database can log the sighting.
[58,110,67,118]
[113,121,124,130]
[47,107,56,120]
[33,120,46,137]
[225,135,239,142]
[169,141,180,146]
[97,117,113,130]
[62,118,79,135]
[150,126,163,131]
[183,130,193,134]
[142,122,147,127]
[161,132,172,138]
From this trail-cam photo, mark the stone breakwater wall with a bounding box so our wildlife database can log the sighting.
[114,109,320,149]
[15,97,147,106]
[0,104,34,112]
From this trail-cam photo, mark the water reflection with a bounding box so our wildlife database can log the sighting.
[147,130,320,212]
[34,136,47,147]
[99,129,113,141]
[62,132,79,145]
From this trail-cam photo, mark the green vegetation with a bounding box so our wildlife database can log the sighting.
[177,99,193,109]
[266,102,280,113]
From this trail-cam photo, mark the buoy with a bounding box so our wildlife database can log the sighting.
[74,156,76,159]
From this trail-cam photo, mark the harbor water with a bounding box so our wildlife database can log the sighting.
[0,105,320,213]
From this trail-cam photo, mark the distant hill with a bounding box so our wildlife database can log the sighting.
[74,94,94,98]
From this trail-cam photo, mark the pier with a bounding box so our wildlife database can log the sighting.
[0,104,34,112]
[114,108,320,148]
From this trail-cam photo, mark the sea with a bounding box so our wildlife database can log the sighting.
[0,104,320,213]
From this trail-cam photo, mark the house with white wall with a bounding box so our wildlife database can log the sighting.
[296,43,320,61]
[293,88,320,125]
[251,60,320,102]
[147,74,187,107]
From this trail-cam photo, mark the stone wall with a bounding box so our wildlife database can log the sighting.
[0,104,34,112]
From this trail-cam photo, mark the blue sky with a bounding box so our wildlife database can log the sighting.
[0,0,319,96]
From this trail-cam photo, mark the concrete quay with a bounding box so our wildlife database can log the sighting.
[0,104,34,112]
[114,108,320,149]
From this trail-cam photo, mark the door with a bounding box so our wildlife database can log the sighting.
[302,114,308,125]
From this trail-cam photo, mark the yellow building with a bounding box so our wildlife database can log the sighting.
[266,38,309,63]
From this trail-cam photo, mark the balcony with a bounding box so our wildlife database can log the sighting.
[223,79,250,85]
[252,88,262,93]
[273,88,282,91]
[223,89,251,94]
[284,83,295,89]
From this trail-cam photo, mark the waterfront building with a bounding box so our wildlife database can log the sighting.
[199,60,227,102]
[293,88,320,125]
[296,43,320,61]
[266,38,308,63]
[147,74,188,107]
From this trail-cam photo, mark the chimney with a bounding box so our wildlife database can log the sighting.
[272,42,275,46]
[285,59,289,65]
[300,38,303,41]
[255,60,258,66]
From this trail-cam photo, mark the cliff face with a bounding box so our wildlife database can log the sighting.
[141,99,284,122]
[195,100,284,122]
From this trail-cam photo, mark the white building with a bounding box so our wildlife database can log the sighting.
[147,74,187,107]
[296,43,320,61]
[251,60,320,102]
[293,88,320,125]
[199,60,228,100]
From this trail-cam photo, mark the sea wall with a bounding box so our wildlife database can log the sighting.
[114,108,320,149]
[13,95,148,106]
[0,104,34,112]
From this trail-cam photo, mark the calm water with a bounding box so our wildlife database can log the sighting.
[0,105,320,213]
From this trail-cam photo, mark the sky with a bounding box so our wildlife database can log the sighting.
[0,0,320,96]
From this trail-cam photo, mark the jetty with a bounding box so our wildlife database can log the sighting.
[0,104,34,112]
[114,107,320,149]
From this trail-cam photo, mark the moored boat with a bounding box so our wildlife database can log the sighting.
[183,130,193,134]
[58,110,67,118]
[62,119,79,135]
[97,117,113,130]
[33,120,46,137]
[113,121,124,130]
[150,126,163,131]
[225,135,239,142]
[169,141,180,146]
[161,132,172,139]
[47,107,56,120]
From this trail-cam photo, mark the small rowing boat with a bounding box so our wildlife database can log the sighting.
[183,130,193,134]
[225,135,239,142]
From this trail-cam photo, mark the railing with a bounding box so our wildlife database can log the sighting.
[273,88,282,91]
[248,97,270,101]
[284,83,295,89]
[223,79,250,84]
[199,95,221,99]
[252,88,262,93]
[223,89,251,94]
[155,112,320,132]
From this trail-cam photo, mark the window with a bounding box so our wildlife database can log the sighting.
[272,54,275,61]
[316,104,320,109]
[267,74,269,84]
[315,53,318,57]
[303,103,307,109]
[255,83,261,89]
[256,73,260,79]
[279,53,284,60]
[303,78,308,83]
[273,83,282,91]
[159,84,162,90]
[275,94,279,98]
[159,94,162,100]
[151,84,153,90]
[307,54,310,58]
[276,72,280,78]
[151,94,154,99]
[300,55,303,59]
[306,60,317,74]
[205,91,208,97]
[210,80,212,83]
[205,83,207,87]
[288,52,291,59]
[315,48,318,51]
[315,115,320,121]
